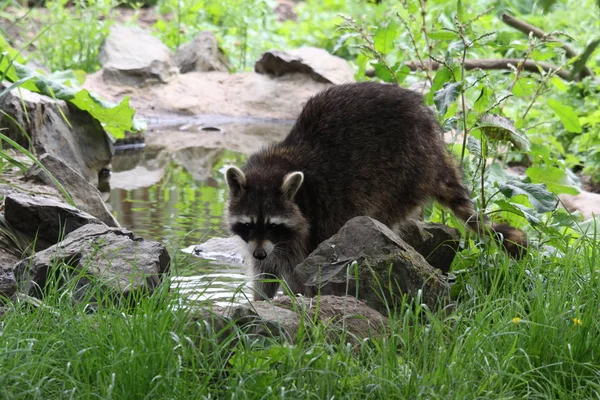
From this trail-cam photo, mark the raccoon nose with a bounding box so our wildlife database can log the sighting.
[253,248,267,260]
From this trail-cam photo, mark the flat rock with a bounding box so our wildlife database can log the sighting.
[255,47,355,85]
[0,83,113,184]
[221,295,388,343]
[83,70,331,120]
[187,236,247,267]
[295,216,449,315]
[4,193,104,248]
[559,191,600,220]
[14,224,170,304]
[99,24,178,86]
[25,153,119,227]
[175,31,230,73]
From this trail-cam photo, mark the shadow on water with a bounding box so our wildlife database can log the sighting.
[107,117,293,305]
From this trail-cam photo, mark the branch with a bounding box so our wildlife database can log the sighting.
[501,13,593,79]
[405,58,572,81]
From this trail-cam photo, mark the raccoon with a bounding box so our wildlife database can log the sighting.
[225,82,527,300]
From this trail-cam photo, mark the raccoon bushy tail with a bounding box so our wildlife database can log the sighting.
[436,154,528,258]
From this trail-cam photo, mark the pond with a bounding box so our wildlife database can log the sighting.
[107,119,292,306]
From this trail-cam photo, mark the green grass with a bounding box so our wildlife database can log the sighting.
[1,235,598,399]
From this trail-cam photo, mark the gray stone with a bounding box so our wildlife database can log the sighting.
[174,31,230,73]
[188,236,247,267]
[99,25,178,86]
[295,216,449,315]
[0,83,113,184]
[0,267,16,300]
[14,224,170,304]
[394,220,460,273]
[4,193,104,248]
[255,47,355,85]
[25,154,119,227]
[221,295,388,343]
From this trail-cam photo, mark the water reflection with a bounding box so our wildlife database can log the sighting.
[108,148,251,304]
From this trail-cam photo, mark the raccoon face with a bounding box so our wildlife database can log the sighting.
[225,166,307,261]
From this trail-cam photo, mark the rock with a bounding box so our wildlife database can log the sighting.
[255,47,355,85]
[4,193,104,248]
[187,236,247,267]
[83,70,331,120]
[274,0,297,22]
[222,295,388,343]
[99,24,178,86]
[295,216,449,315]
[0,237,19,300]
[174,31,230,73]
[394,220,460,273]
[0,83,114,184]
[559,191,600,220]
[0,267,16,300]
[25,154,119,227]
[14,224,170,303]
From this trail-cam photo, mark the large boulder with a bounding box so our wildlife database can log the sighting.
[295,217,449,314]
[0,84,113,184]
[255,47,355,85]
[25,153,119,227]
[174,31,230,73]
[220,295,388,343]
[99,25,178,86]
[14,224,170,304]
[83,70,331,120]
[4,193,104,249]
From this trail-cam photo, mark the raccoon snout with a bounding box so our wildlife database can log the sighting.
[253,248,267,260]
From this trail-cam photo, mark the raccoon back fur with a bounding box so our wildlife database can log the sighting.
[225,82,527,300]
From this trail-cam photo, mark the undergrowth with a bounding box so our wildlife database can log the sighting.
[1,234,599,399]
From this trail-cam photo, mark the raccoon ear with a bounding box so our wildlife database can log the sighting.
[281,171,304,200]
[225,166,246,195]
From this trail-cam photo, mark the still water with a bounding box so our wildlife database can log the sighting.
[108,148,251,305]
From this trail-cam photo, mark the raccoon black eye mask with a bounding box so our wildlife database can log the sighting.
[225,82,527,300]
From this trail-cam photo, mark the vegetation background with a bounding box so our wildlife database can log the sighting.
[1,0,600,398]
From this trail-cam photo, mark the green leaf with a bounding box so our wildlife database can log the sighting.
[477,114,531,151]
[525,165,580,195]
[494,199,540,224]
[499,180,558,213]
[434,82,462,117]
[11,62,144,140]
[425,67,452,105]
[548,98,582,133]
[374,24,398,55]
[511,77,536,97]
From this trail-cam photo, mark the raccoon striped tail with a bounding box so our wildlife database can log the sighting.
[436,154,528,258]
[489,222,528,258]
